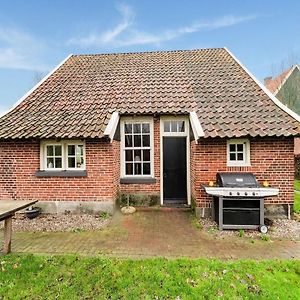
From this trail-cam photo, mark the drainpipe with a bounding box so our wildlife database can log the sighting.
[287,204,291,220]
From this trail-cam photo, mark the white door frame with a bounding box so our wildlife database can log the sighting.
[160,116,191,205]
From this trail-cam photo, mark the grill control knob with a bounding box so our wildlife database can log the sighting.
[252,192,255,196]
[229,192,232,196]
[237,192,240,196]
[245,192,248,196]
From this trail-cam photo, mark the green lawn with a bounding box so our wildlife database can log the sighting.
[294,179,300,213]
[0,255,299,299]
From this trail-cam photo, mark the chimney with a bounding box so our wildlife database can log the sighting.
[264,76,272,86]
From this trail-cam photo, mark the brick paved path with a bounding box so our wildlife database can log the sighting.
[1,209,300,259]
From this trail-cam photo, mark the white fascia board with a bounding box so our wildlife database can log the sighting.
[0,54,73,118]
[189,111,205,143]
[273,64,300,96]
[104,111,119,142]
[224,47,300,123]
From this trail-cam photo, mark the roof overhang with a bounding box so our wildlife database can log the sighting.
[189,111,205,143]
[104,111,119,142]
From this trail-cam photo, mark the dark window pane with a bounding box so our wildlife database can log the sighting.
[126,163,133,175]
[178,121,185,132]
[134,163,142,175]
[142,134,150,147]
[143,163,150,175]
[229,144,236,152]
[55,158,62,168]
[55,145,62,156]
[237,144,244,152]
[134,150,141,161]
[133,123,141,133]
[164,121,170,132]
[68,157,75,168]
[47,158,54,168]
[237,153,244,161]
[124,123,132,133]
[134,135,141,147]
[68,145,75,156]
[143,150,150,161]
[47,146,53,156]
[142,123,150,133]
[171,121,177,132]
[125,135,132,147]
[125,150,133,161]
[230,153,236,161]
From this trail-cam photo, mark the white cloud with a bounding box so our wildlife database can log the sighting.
[68,4,258,48]
[0,27,48,71]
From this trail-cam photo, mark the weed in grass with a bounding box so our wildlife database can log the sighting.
[71,228,84,233]
[99,211,110,219]
[261,234,270,242]
[191,217,203,230]
[239,229,245,238]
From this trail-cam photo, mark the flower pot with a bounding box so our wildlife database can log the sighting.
[25,207,40,219]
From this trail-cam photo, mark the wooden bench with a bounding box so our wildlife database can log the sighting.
[1,200,38,254]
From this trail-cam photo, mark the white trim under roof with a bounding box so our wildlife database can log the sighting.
[273,64,300,96]
[104,111,120,142]
[224,47,300,123]
[189,111,205,143]
[0,54,73,118]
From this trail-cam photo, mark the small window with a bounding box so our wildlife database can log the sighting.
[164,121,185,133]
[122,120,153,177]
[41,141,86,171]
[227,139,250,166]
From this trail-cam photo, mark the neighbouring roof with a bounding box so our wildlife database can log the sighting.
[0,48,299,140]
[265,65,300,94]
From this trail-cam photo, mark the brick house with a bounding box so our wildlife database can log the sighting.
[0,48,299,217]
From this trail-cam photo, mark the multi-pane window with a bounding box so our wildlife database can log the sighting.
[227,139,250,166]
[46,145,62,169]
[67,144,85,169]
[123,122,151,176]
[42,141,85,170]
[164,121,185,133]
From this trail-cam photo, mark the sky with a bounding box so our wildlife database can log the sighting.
[0,0,300,115]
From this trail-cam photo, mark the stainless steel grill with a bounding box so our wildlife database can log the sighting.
[202,172,279,231]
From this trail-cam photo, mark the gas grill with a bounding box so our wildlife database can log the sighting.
[203,172,279,231]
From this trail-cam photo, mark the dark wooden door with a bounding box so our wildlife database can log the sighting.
[163,137,187,204]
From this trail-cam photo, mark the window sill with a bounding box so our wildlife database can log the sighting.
[35,170,87,177]
[120,177,156,184]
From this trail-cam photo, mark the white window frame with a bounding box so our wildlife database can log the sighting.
[120,116,154,178]
[40,140,86,171]
[227,138,250,167]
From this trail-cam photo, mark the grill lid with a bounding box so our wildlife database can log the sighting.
[216,172,259,188]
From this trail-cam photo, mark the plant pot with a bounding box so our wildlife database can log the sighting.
[25,207,40,219]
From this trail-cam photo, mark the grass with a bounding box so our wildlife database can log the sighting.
[0,255,299,299]
[294,179,300,213]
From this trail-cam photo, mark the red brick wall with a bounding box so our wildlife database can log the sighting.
[191,137,294,208]
[119,117,160,195]
[0,140,117,202]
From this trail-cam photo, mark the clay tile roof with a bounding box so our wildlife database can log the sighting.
[0,48,299,140]
[265,65,295,94]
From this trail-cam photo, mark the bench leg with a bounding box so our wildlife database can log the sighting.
[3,217,12,254]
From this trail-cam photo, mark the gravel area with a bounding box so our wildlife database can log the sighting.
[0,213,111,232]
[199,217,300,240]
